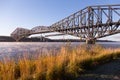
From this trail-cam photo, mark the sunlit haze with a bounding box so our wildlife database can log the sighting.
[0,0,120,41]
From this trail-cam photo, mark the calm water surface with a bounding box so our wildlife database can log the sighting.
[0,42,120,59]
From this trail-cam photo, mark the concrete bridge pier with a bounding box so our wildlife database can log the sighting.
[86,39,96,44]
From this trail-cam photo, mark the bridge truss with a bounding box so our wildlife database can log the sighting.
[50,4,120,43]
[11,4,120,43]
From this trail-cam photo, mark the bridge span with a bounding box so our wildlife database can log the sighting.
[11,4,120,44]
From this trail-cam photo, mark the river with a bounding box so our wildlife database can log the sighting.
[0,42,120,59]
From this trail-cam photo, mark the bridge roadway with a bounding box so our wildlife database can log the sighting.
[11,4,120,44]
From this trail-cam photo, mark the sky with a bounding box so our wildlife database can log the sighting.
[0,0,120,41]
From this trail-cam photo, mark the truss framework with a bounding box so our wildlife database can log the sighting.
[50,4,120,41]
[11,4,120,43]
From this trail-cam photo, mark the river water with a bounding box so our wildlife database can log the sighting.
[0,42,120,59]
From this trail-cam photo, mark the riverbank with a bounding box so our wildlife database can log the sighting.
[77,58,120,80]
[0,44,120,80]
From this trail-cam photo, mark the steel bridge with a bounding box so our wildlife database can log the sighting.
[11,4,120,44]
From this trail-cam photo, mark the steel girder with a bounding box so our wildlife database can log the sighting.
[50,4,120,41]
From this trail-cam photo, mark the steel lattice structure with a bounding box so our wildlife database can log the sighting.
[50,4,120,43]
[11,4,120,43]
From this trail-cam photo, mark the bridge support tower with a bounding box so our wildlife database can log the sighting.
[86,39,96,44]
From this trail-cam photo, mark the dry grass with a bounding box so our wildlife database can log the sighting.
[0,44,120,80]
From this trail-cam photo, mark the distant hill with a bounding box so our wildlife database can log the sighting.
[0,36,15,42]
[0,36,116,42]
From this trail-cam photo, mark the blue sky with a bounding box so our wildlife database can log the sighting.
[0,0,120,41]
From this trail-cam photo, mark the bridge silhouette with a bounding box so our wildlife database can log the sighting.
[11,4,120,44]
